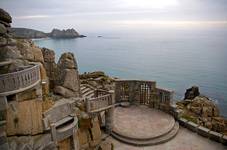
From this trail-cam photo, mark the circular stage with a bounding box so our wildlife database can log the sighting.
[112,105,179,145]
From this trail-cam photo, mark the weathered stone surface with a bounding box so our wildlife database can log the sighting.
[41,48,55,63]
[0,20,11,28]
[98,141,113,150]
[78,129,90,149]
[58,138,71,150]
[0,8,12,23]
[90,117,102,146]
[54,86,77,98]
[57,52,78,69]
[7,134,57,150]
[16,39,44,63]
[0,23,7,35]
[6,99,43,136]
[62,69,80,92]
[0,36,7,46]
[16,88,37,102]
[55,52,80,97]
[0,46,22,60]
[41,48,57,89]
[178,93,226,133]
[184,86,200,100]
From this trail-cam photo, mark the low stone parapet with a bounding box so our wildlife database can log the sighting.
[221,135,227,145]
[197,126,210,137]
[178,117,227,145]
[209,130,223,142]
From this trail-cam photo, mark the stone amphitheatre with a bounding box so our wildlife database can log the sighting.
[0,8,227,150]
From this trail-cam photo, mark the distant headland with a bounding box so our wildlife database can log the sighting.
[10,27,86,39]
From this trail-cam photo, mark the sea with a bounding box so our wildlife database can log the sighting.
[33,27,227,118]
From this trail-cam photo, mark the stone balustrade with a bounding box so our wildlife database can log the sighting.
[86,94,114,113]
[43,99,78,144]
[0,64,40,96]
[114,80,173,112]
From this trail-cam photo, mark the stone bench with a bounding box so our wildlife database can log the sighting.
[43,99,78,143]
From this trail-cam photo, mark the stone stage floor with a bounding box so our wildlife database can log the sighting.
[113,105,175,139]
[104,127,227,150]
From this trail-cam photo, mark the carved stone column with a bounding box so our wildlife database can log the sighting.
[105,91,115,134]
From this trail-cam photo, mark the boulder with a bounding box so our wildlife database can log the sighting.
[0,46,22,61]
[0,23,7,35]
[54,52,80,97]
[41,48,57,89]
[57,52,78,69]
[184,86,200,100]
[0,8,12,23]
[54,86,77,98]
[0,20,11,27]
[0,36,7,46]
[16,39,44,63]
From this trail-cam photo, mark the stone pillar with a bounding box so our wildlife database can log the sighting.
[72,128,79,150]
[105,109,113,134]
[50,124,57,144]
[85,98,90,113]
[105,91,115,134]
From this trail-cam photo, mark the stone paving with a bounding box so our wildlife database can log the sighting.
[113,105,175,139]
[105,127,227,150]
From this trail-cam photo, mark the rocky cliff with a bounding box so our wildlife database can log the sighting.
[10,27,86,39]
[49,28,86,38]
[177,86,227,134]
[10,28,47,39]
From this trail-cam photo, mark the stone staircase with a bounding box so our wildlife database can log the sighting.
[111,121,179,146]
[80,84,95,98]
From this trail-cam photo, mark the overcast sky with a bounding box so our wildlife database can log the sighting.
[1,0,227,33]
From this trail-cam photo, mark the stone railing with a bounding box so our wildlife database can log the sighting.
[0,64,40,96]
[43,99,78,143]
[86,93,114,113]
[115,79,156,104]
[114,80,174,112]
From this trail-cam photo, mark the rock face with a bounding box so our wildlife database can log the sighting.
[10,27,86,39]
[80,71,115,91]
[184,86,200,100]
[54,52,81,97]
[0,8,12,24]
[49,28,85,38]
[41,48,57,89]
[10,28,47,39]
[177,86,227,133]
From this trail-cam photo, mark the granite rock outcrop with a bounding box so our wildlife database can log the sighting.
[177,86,227,134]
[54,52,81,98]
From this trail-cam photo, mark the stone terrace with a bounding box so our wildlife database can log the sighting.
[105,127,227,150]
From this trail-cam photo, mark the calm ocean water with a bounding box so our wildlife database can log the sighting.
[34,28,227,117]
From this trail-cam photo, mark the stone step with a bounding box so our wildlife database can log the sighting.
[111,121,179,146]
[83,90,94,97]
[81,87,92,94]
[85,93,95,99]
[80,85,87,90]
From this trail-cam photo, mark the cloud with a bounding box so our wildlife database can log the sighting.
[15,15,52,20]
